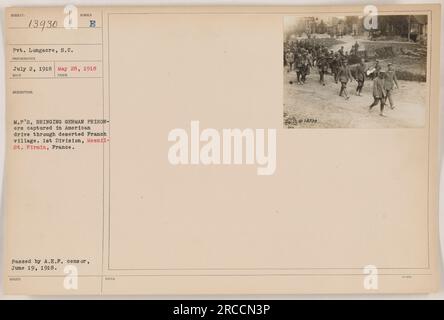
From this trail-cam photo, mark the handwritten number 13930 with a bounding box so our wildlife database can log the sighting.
[28,19,58,31]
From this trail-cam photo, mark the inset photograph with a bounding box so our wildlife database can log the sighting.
[283,15,428,128]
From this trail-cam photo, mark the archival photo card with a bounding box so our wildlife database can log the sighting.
[3,4,441,295]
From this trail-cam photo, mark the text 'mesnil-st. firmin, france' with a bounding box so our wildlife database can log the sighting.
[3,4,441,294]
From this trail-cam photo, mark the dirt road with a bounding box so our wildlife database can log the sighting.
[283,70,426,128]
[330,34,419,52]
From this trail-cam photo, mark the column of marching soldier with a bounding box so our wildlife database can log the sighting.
[284,39,399,116]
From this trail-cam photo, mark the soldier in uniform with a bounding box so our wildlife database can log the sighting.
[331,53,341,84]
[306,51,313,75]
[317,53,328,86]
[338,46,345,57]
[384,63,399,109]
[338,59,354,100]
[326,52,332,77]
[369,72,387,116]
[355,58,367,96]
[352,41,360,55]
[371,60,381,79]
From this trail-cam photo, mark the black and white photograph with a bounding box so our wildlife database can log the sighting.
[283,15,428,128]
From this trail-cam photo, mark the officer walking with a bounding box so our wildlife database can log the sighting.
[285,49,295,73]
